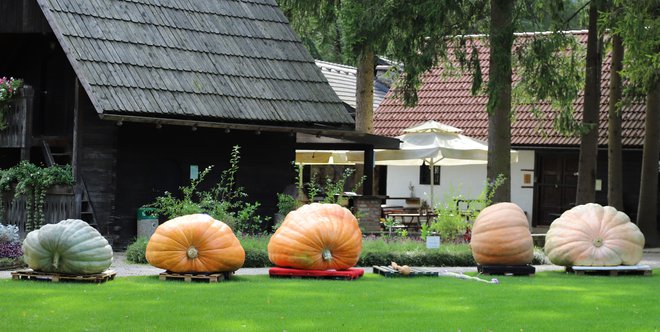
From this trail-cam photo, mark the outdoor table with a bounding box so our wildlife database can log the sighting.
[386,213,436,232]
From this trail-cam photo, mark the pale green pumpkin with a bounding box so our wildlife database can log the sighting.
[22,219,113,274]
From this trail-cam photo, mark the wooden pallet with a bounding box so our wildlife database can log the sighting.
[269,267,364,280]
[566,265,652,276]
[477,265,536,276]
[372,265,438,277]
[11,269,117,283]
[158,271,232,283]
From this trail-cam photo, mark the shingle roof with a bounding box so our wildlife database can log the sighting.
[315,60,388,110]
[374,30,646,147]
[37,0,353,126]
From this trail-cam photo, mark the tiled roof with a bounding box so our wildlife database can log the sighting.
[37,0,353,126]
[316,60,388,110]
[374,30,646,147]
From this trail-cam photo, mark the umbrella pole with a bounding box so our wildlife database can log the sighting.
[429,160,435,209]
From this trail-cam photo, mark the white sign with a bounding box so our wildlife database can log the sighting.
[426,236,441,249]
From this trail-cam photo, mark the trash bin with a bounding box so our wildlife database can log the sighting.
[137,207,158,239]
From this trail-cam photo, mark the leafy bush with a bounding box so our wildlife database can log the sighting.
[0,162,74,230]
[147,146,269,234]
[125,237,149,264]
[121,235,547,268]
[0,224,20,244]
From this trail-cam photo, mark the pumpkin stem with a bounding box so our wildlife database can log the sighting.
[322,249,332,261]
[187,246,198,259]
[52,252,60,269]
[593,238,604,248]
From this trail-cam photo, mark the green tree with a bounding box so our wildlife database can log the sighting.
[611,0,660,246]
[575,0,605,204]
[280,1,586,203]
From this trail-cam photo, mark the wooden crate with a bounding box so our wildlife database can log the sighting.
[372,265,438,277]
[477,265,536,276]
[11,269,116,283]
[158,271,232,283]
[566,265,652,276]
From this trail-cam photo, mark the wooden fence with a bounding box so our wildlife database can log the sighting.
[0,186,76,237]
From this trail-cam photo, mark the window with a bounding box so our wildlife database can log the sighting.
[419,163,440,185]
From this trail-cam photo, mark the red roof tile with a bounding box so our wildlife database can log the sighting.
[374,31,645,147]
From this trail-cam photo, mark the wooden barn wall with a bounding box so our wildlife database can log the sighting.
[0,32,74,141]
[79,93,118,237]
[113,124,296,246]
[0,0,50,34]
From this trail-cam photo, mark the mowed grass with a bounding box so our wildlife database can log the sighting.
[1,270,658,331]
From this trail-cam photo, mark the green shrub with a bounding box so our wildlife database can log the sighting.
[121,235,547,268]
[147,145,269,235]
[125,237,149,264]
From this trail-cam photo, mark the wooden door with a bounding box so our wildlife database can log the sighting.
[534,153,578,226]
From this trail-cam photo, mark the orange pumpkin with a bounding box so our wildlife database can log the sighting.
[268,203,362,270]
[470,202,534,265]
[146,214,245,273]
[544,203,645,266]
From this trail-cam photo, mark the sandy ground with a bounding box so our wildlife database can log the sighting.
[2,248,659,279]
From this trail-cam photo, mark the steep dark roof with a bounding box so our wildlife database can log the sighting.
[37,0,352,126]
[375,31,646,147]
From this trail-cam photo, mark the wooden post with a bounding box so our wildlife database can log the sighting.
[20,85,34,160]
[72,79,82,218]
[363,147,374,195]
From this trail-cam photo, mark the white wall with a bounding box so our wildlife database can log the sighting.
[384,149,536,224]
[509,150,535,224]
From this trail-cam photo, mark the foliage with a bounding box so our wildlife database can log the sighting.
[0,242,22,260]
[0,77,23,131]
[0,161,74,230]
[276,193,299,217]
[0,224,23,268]
[303,167,365,204]
[606,0,659,100]
[424,174,506,242]
[147,146,269,235]
[125,237,149,264]
[0,223,20,244]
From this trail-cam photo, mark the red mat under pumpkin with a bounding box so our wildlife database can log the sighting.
[268,267,364,280]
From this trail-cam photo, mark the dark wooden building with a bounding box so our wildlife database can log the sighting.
[0,0,397,246]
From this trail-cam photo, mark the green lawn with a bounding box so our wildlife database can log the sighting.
[1,270,658,331]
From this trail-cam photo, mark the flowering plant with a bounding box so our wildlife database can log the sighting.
[0,77,22,103]
[0,76,24,131]
[0,224,22,264]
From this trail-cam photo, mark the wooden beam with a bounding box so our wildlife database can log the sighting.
[72,79,82,218]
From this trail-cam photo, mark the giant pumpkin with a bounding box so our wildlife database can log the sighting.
[544,203,645,266]
[146,214,245,273]
[268,203,362,270]
[22,219,113,274]
[470,202,534,265]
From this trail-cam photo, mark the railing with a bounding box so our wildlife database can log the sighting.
[0,85,33,148]
[0,185,75,237]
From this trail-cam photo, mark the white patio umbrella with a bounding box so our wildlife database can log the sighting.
[347,120,518,207]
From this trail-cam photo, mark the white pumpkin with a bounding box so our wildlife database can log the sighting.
[544,203,645,266]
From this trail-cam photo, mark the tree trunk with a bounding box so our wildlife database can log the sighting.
[355,45,375,133]
[487,0,513,203]
[607,33,624,210]
[636,80,660,247]
[576,0,601,204]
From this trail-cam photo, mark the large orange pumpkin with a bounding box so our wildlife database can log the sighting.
[544,203,645,266]
[268,203,362,270]
[470,202,534,265]
[146,214,245,273]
